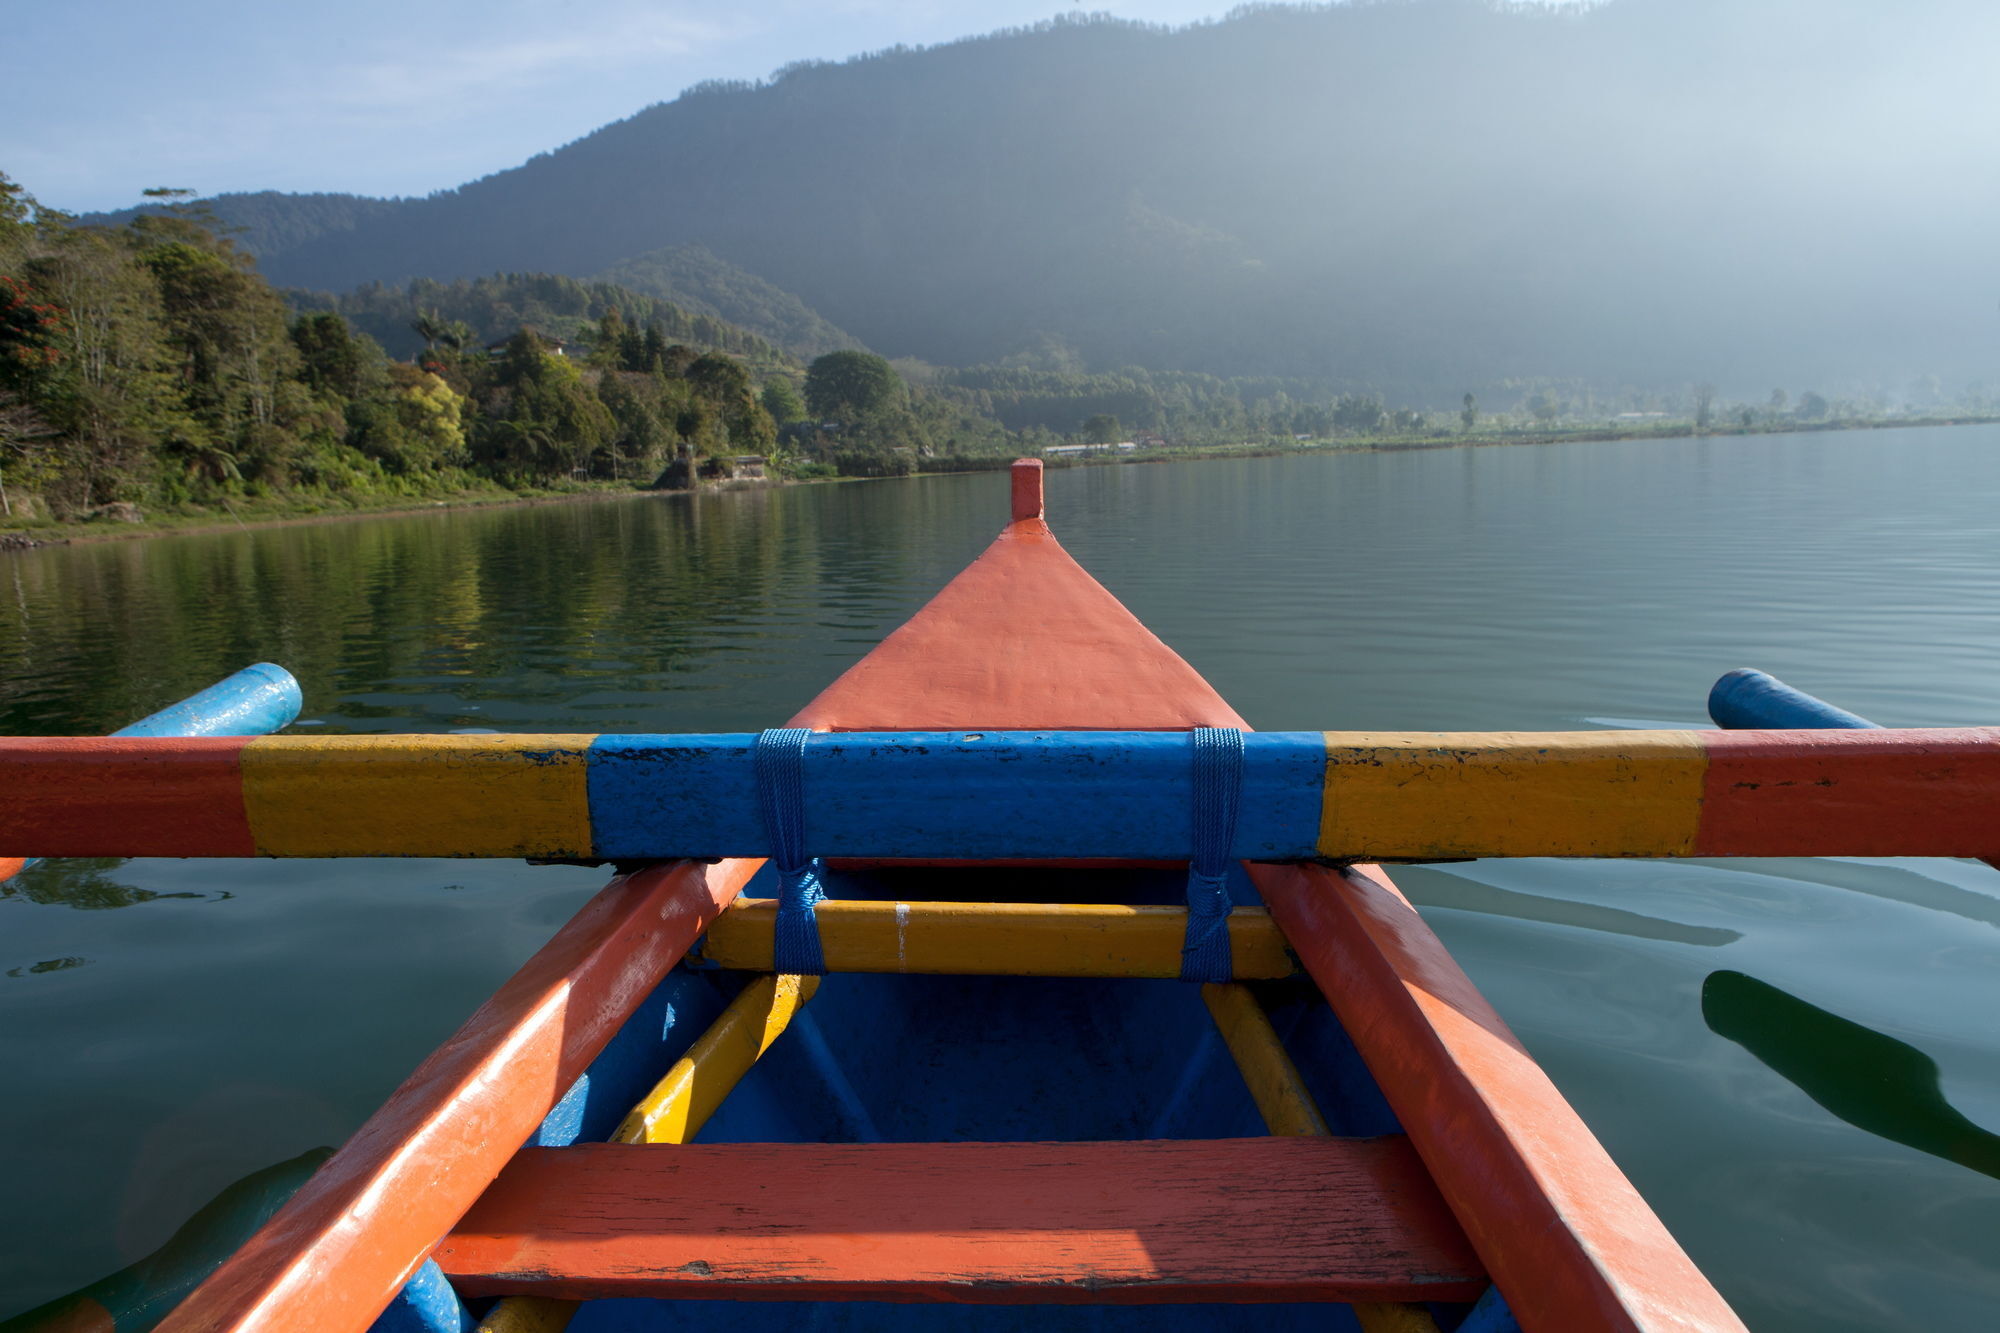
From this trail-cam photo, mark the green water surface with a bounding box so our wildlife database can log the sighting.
[4,428,1999,1330]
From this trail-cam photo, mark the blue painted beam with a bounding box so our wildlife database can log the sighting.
[585,730,1328,862]
[113,662,303,739]
[1707,667,1878,731]
[367,1259,472,1333]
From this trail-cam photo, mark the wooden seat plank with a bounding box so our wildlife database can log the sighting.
[435,1136,1485,1305]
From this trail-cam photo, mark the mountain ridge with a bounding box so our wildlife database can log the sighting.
[82,1,2000,397]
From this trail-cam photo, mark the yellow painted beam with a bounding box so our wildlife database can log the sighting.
[1201,982,1443,1333]
[615,973,819,1144]
[1320,730,1707,860]
[1200,982,1329,1136]
[473,1296,574,1333]
[476,974,820,1333]
[701,898,1296,979]
[1351,1302,1449,1333]
[240,734,594,858]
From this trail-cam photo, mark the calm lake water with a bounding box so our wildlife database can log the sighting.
[5,427,2000,1330]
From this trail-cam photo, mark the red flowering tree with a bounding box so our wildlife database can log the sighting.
[0,273,64,389]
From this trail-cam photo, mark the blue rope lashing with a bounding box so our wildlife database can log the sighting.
[1180,726,1245,983]
[754,727,827,975]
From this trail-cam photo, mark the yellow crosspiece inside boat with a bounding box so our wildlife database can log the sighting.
[615,973,820,1144]
[478,974,821,1333]
[701,899,1297,979]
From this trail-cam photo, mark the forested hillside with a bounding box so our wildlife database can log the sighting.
[295,273,792,366]
[0,179,823,521]
[120,0,2000,399]
[592,245,866,360]
[86,192,401,260]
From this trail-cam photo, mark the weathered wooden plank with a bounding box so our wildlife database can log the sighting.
[1200,982,1441,1333]
[701,898,1296,979]
[1252,860,1749,1333]
[474,974,820,1333]
[436,1137,1486,1304]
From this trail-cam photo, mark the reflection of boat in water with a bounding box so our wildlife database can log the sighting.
[1704,971,2000,1182]
[1,1151,331,1333]
[30,460,2000,1333]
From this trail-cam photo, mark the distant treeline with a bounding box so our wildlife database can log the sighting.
[924,365,1424,440]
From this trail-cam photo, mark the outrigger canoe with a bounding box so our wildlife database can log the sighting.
[40,458,2000,1332]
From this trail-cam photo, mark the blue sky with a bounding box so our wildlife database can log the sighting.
[3,1,1239,214]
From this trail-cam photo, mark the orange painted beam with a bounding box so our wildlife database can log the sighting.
[436,1137,1485,1304]
[1252,861,1748,1333]
[155,856,756,1333]
[0,736,255,856]
[1695,726,2000,856]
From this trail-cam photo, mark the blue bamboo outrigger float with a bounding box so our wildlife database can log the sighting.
[8,460,1982,1333]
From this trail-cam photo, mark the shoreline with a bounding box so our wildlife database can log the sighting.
[5,412,1993,549]
[0,484,669,549]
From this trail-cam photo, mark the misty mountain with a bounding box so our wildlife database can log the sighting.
[136,0,2000,397]
[593,244,866,360]
[85,191,401,260]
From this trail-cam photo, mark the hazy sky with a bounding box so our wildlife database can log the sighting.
[3,1,1250,213]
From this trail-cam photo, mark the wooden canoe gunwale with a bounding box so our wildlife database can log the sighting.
[157,460,1744,1333]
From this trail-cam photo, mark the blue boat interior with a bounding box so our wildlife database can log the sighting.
[365,862,1518,1333]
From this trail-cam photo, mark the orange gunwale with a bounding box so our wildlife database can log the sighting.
[160,459,1742,1333]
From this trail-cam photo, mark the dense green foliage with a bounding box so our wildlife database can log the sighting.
[297,273,789,368]
[0,178,820,520]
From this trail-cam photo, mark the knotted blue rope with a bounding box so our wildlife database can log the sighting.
[755,727,827,975]
[1180,726,1245,983]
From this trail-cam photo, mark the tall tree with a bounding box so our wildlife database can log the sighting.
[805,350,901,422]
[1080,412,1121,442]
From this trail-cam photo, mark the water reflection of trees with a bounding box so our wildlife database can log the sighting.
[2,858,205,911]
[0,486,937,735]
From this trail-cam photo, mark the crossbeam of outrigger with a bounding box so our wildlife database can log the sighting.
[1,723,1996,862]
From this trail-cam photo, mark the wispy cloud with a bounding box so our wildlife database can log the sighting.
[320,7,746,123]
